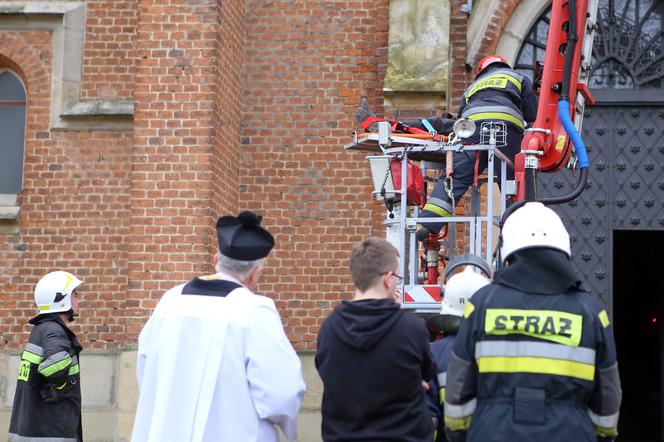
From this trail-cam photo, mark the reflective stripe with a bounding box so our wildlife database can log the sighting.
[466,74,523,102]
[475,340,596,365]
[68,364,80,375]
[463,104,524,117]
[428,197,454,212]
[489,68,525,82]
[25,343,44,356]
[71,355,78,365]
[467,112,524,128]
[423,204,450,217]
[463,301,475,318]
[21,351,43,365]
[598,310,610,328]
[477,356,595,381]
[437,372,447,405]
[588,409,620,428]
[595,425,618,438]
[445,415,472,432]
[38,351,72,377]
[465,69,524,104]
[467,76,508,100]
[445,398,477,419]
[423,197,453,217]
[462,105,525,128]
[477,68,524,90]
[8,433,77,442]
[484,308,583,347]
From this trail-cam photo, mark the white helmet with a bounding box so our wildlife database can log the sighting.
[34,271,83,314]
[500,202,571,263]
[440,267,490,317]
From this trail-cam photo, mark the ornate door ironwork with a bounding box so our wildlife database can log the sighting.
[514,0,664,310]
[516,0,664,93]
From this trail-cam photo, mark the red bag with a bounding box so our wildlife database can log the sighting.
[391,160,424,206]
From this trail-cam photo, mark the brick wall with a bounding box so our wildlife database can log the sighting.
[209,0,245,253]
[127,0,244,340]
[0,30,134,349]
[241,0,390,350]
[80,0,138,101]
[0,0,495,352]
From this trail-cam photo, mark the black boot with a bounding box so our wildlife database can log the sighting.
[354,97,379,131]
[416,226,432,242]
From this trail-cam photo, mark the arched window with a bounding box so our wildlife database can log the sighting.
[514,1,664,96]
[590,0,664,90]
[513,8,551,80]
[0,70,26,194]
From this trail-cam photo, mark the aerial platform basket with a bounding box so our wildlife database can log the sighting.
[346,121,512,313]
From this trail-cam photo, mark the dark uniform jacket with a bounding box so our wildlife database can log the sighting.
[426,334,457,442]
[444,249,622,442]
[418,65,538,226]
[459,64,538,135]
[9,313,83,442]
[316,298,436,442]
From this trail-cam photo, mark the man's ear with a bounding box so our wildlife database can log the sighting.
[383,273,391,289]
[246,265,264,289]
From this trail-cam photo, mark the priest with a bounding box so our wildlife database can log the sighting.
[131,211,306,442]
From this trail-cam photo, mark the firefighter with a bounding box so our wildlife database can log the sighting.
[443,202,622,442]
[417,55,538,241]
[9,271,84,442]
[426,259,490,442]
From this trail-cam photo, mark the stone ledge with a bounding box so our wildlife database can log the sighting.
[62,101,134,118]
[0,206,19,220]
[0,195,19,223]
[0,1,81,15]
[0,194,16,205]
[0,2,134,131]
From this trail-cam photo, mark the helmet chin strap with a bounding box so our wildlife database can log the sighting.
[65,309,75,322]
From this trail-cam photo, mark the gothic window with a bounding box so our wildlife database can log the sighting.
[514,8,551,80]
[0,70,26,194]
[514,0,664,91]
[591,0,664,89]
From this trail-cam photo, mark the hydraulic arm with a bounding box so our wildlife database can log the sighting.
[514,0,599,203]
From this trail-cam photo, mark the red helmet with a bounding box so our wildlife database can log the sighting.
[476,54,509,75]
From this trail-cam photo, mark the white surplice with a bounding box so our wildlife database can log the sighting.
[131,274,306,442]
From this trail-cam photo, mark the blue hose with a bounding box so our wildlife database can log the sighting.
[558,100,589,169]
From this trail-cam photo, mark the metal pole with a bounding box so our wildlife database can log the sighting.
[486,128,495,265]
[400,152,408,293]
[410,205,419,288]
